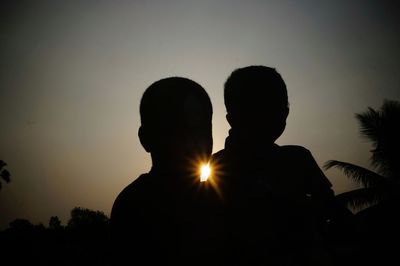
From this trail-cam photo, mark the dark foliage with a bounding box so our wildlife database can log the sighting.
[0,160,11,190]
[325,100,400,209]
[0,207,111,266]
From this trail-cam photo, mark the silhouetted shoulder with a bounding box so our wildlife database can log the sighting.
[115,174,149,200]
[278,145,333,186]
[110,174,151,224]
[212,145,313,162]
[277,145,323,167]
[276,145,320,167]
[210,149,232,180]
[211,149,225,162]
[278,144,314,158]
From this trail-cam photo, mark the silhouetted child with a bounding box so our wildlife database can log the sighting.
[212,66,354,265]
[111,77,225,265]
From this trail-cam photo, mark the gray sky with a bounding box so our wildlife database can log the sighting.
[1,0,399,228]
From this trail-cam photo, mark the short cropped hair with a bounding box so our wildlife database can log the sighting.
[140,77,212,130]
[224,65,288,117]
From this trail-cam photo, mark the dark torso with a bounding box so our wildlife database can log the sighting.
[211,144,337,265]
[111,171,226,265]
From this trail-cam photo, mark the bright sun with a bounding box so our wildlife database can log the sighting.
[200,163,211,182]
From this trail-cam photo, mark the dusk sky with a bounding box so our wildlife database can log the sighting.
[1,0,399,229]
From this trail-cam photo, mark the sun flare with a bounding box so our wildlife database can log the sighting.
[200,163,211,182]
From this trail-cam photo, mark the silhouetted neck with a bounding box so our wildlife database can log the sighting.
[149,164,195,183]
[225,129,277,158]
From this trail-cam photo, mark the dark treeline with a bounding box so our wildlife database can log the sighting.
[0,207,111,266]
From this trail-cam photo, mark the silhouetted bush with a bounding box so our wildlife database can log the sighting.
[0,207,111,266]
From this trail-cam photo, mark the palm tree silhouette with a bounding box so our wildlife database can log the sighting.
[324,100,400,210]
[0,160,11,190]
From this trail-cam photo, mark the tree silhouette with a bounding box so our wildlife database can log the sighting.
[66,207,111,265]
[0,208,112,266]
[324,99,400,210]
[48,216,63,230]
[9,218,34,230]
[68,207,109,230]
[0,160,11,190]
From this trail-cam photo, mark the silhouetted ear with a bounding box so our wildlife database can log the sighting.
[226,113,233,127]
[274,107,289,141]
[138,126,151,152]
[283,106,289,120]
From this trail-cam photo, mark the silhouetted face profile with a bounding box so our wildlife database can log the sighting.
[224,65,289,147]
[139,77,213,176]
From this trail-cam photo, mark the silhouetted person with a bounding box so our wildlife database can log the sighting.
[110,77,225,265]
[212,66,354,265]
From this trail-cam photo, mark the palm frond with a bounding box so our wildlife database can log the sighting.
[0,160,6,170]
[355,107,380,146]
[381,99,400,119]
[1,169,11,183]
[357,100,400,172]
[371,152,392,176]
[324,160,385,187]
[372,100,400,173]
[336,187,385,209]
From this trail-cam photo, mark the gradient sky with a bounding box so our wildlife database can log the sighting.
[1,0,399,229]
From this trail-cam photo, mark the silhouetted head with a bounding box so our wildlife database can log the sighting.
[224,65,289,146]
[139,77,213,174]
